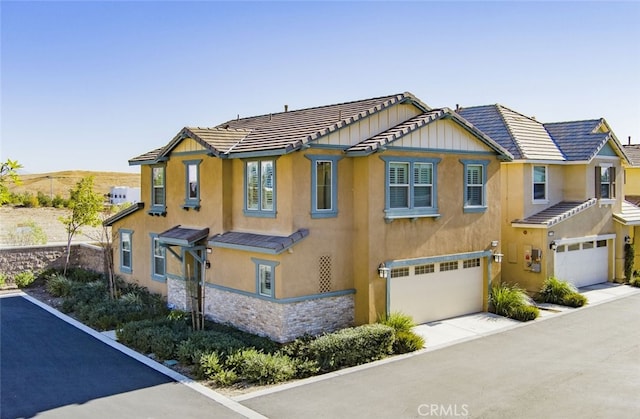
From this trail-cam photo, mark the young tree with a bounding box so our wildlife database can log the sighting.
[59,176,104,275]
[0,159,23,205]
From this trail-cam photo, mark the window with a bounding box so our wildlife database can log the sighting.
[150,165,166,214]
[306,155,342,218]
[440,261,459,271]
[150,234,166,281]
[463,258,481,268]
[461,160,489,212]
[390,267,410,278]
[245,159,276,217]
[533,166,547,202]
[183,160,201,209]
[119,230,133,274]
[382,157,440,219]
[253,258,279,298]
[415,264,435,275]
[596,166,616,200]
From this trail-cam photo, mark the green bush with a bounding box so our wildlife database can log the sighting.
[46,274,73,297]
[225,348,297,385]
[307,324,395,372]
[14,271,36,288]
[52,194,68,208]
[205,322,280,354]
[378,311,425,354]
[393,330,425,354]
[176,330,246,365]
[0,273,6,287]
[65,268,103,283]
[489,283,539,322]
[36,191,52,207]
[8,220,47,246]
[538,277,587,308]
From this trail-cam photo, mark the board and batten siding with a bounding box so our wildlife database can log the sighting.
[173,137,206,153]
[393,119,490,152]
[316,103,422,148]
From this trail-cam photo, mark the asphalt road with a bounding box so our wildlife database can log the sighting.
[239,293,640,418]
[0,295,255,419]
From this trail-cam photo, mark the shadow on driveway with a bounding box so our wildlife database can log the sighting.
[0,295,251,419]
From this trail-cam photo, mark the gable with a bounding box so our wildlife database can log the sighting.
[597,142,617,157]
[171,137,208,154]
[312,103,422,148]
[388,119,494,154]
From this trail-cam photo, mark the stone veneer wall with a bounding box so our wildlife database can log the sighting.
[0,243,107,280]
[166,278,355,342]
[202,285,355,343]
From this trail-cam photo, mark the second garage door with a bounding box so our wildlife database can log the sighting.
[554,239,609,288]
[389,257,484,325]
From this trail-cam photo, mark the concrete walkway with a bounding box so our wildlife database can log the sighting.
[412,282,640,351]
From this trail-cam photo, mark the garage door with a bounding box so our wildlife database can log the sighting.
[389,258,483,325]
[554,239,608,288]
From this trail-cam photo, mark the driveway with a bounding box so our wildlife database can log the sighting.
[0,294,261,419]
[238,292,640,418]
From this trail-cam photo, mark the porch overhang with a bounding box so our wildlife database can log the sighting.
[208,229,309,254]
[158,225,210,247]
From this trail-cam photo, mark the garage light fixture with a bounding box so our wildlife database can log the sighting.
[493,253,504,263]
[378,263,391,278]
[549,241,557,251]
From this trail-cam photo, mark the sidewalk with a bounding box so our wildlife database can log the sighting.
[413,282,640,351]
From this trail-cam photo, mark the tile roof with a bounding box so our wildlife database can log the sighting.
[511,199,597,227]
[458,105,564,160]
[623,144,640,166]
[158,225,210,247]
[544,119,609,161]
[614,201,640,226]
[209,229,309,254]
[625,195,640,206]
[103,202,144,226]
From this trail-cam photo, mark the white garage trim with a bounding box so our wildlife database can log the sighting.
[385,250,493,323]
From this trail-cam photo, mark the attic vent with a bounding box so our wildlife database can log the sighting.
[338,110,342,120]
[318,255,332,293]
[284,104,288,112]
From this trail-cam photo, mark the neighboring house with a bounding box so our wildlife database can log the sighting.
[105,92,513,342]
[616,141,640,273]
[108,186,141,205]
[459,105,630,291]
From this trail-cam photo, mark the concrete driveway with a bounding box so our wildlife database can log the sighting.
[0,294,261,419]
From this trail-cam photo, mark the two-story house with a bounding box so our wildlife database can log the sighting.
[105,92,513,342]
[616,140,640,273]
[459,105,630,291]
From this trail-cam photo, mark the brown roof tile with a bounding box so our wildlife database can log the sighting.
[512,199,597,227]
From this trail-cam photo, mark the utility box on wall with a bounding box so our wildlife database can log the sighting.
[523,245,542,272]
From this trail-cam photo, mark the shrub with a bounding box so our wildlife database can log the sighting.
[14,271,36,288]
[36,191,52,207]
[8,221,47,246]
[489,283,538,322]
[65,268,103,283]
[307,324,395,372]
[0,273,6,287]
[205,322,280,354]
[624,243,635,282]
[176,330,246,365]
[538,277,587,308]
[393,330,426,354]
[52,194,68,208]
[379,311,415,333]
[225,348,297,385]
[46,274,73,297]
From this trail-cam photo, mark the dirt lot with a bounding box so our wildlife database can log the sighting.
[0,206,107,246]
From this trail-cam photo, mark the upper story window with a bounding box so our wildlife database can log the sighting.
[245,159,276,217]
[461,159,489,213]
[306,155,342,218]
[596,165,616,200]
[150,165,166,215]
[151,234,166,282]
[381,156,441,220]
[183,160,201,210]
[119,230,133,274]
[532,165,547,202]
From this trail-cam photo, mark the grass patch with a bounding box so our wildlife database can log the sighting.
[489,283,539,322]
[537,276,587,308]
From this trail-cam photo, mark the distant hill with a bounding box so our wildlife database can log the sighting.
[8,171,140,198]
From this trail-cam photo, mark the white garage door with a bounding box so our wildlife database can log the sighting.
[389,258,483,325]
[554,239,608,288]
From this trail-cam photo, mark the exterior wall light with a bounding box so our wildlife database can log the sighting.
[549,241,557,251]
[493,253,504,263]
[378,262,391,278]
[625,235,632,245]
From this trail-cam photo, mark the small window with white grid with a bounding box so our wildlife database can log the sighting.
[439,261,459,272]
[463,258,480,269]
[414,264,435,275]
[390,267,410,278]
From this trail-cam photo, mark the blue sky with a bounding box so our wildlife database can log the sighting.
[2,1,639,174]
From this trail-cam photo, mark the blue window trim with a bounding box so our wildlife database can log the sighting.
[380,156,441,221]
[461,159,489,213]
[305,154,342,218]
[243,158,277,218]
[149,165,167,216]
[119,229,133,274]
[252,258,280,299]
[150,233,167,282]
[183,159,202,210]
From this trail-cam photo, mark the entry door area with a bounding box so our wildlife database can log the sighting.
[389,258,484,325]
[554,239,609,288]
